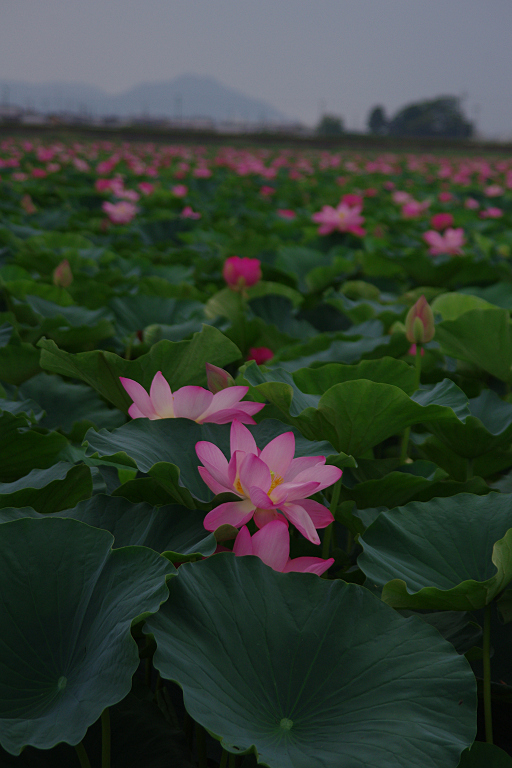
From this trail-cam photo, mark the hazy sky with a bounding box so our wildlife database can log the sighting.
[1,0,512,137]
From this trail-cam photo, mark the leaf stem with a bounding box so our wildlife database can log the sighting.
[483,603,493,744]
[219,749,228,768]
[195,722,207,768]
[322,478,342,559]
[101,708,111,768]
[184,711,194,751]
[413,342,422,390]
[400,343,423,463]
[74,741,92,768]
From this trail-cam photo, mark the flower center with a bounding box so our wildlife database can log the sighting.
[269,470,283,494]
[234,478,244,495]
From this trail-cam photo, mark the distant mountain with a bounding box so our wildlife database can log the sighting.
[0,74,290,123]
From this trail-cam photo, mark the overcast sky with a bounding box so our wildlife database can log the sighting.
[1,0,512,137]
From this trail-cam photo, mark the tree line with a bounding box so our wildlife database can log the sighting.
[317,96,474,139]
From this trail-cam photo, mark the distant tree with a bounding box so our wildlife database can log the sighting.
[367,106,388,135]
[387,96,473,139]
[316,114,344,136]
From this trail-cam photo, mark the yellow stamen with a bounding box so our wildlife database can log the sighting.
[269,470,283,494]
[234,478,244,495]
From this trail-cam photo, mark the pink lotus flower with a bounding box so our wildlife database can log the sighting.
[197,420,341,544]
[402,199,430,218]
[233,520,334,575]
[193,166,212,178]
[480,207,503,219]
[423,228,465,256]
[392,190,411,204]
[171,184,188,197]
[102,201,138,224]
[260,186,275,197]
[438,191,453,202]
[21,194,36,215]
[247,347,274,365]
[312,203,365,237]
[223,256,262,290]
[120,371,264,424]
[465,197,479,210]
[53,259,73,288]
[430,213,454,230]
[180,205,201,219]
[277,209,296,219]
[138,182,155,195]
[341,193,364,207]
[485,185,503,197]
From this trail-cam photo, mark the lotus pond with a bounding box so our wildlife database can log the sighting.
[1,137,512,767]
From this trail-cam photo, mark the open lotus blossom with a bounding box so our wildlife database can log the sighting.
[102,201,138,224]
[180,205,201,219]
[233,520,334,576]
[311,203,365,237]
[120,371,264,424]
[401,199,430,218]
[480,207,503,219]
[423,227,465,256]
[197,420,342,544]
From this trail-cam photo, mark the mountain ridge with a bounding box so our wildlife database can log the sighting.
[0,74,291,123]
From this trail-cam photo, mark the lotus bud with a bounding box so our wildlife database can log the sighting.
[222,256,261,291]
[405,295,435,344]
[206,363,235,393]
[143,324,162,346]
[52,259,73,288]
[21,194,37,215]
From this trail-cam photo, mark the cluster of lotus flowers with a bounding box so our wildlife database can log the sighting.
[120,360,342,576]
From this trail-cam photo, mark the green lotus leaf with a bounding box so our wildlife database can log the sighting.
[341,470,489,510]
[431,292,496,321]
[0,332,41,385]
[0,411,69,483]
[457,742,512,767]
[243,363,469,455]
[146,555,476,768]
[0,494,215,562]
[426,389,512,459]
[436,308,512,383]
[0,517,174,755]
[358,493,512,610]
[38,325,241,412]
[0,462,92,512]
[108,294,204,338]
[19,373,126,437]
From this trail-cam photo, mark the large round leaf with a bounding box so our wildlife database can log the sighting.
[0,495,217,562]
[358,493,512,610]
[145,554,476,768]
[457,742,512,767]
[0,517,174,755]
[38,325,241,412]
[436,308,512,384]
[426,389,512,460]
[242,363,470,455]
